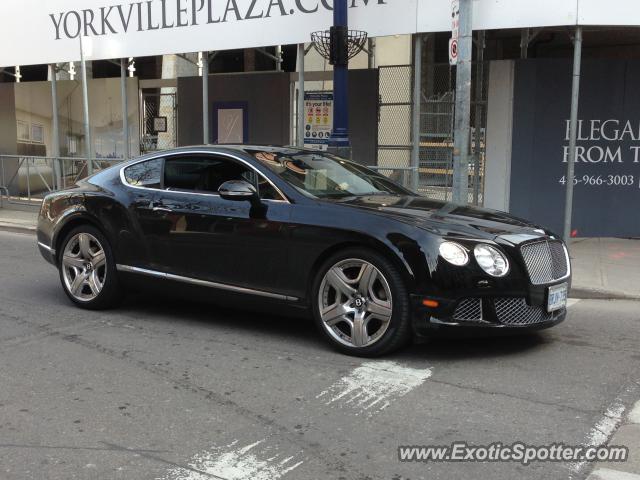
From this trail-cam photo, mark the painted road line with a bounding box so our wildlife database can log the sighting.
[587,468,640,480]
[571,401,626,475]
[160,439,304,480]
[628,400,640,424]
[316,361,433,416]
[567,299,581,308]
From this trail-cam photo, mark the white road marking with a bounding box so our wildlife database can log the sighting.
[567,299,581,308]
[316,361,433,416]
[159,439,304,480]
[587,468,640,480]
[628,400,640,424]
[570,401,626,474]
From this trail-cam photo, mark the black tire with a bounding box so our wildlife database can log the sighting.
[311,247,412,357]
[58,225,123,310]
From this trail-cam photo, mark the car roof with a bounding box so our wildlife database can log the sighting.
[125,145,325,164]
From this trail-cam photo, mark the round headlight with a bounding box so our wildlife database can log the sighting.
[474,244,509,277]
[439,241,469,266]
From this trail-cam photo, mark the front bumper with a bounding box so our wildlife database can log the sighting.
[411,280,569,338]
[37,241,57,266]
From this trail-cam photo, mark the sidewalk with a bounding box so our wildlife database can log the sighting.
[587,400,640,480]
[570,238,640,300]
[0,207,37,234]
[0,206,638,300]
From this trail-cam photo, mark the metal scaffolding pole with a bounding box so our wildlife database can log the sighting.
[202,51,209,145]
[297,44,305,148]
[520,28,530,59]
[120,58,130,160]
[80,36,93,174]
[451,0,473,204]
[368,38,376,69]
[473,30,485,205]
[563,26,583,243]
[275,45,283,71]
[411,34,422,193]
[50,64,62,189]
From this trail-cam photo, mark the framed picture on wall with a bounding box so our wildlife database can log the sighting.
[212,102,249,144]
[153,117,167,133]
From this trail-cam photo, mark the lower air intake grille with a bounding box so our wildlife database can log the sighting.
[493,297,561,326]
[453,298,484,322]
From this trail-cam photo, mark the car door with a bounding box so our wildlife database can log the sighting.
[121,156,173,270]
[150,153,292,296]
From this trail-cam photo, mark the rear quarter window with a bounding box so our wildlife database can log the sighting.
[123,159,163,188]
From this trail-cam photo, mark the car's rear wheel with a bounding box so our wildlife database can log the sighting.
[58,225,122,310]
[312,248,412,357]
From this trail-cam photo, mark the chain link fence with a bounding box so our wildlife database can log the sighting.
[141,92,178,154]
[377,65,413,179]
[376,61,489,204]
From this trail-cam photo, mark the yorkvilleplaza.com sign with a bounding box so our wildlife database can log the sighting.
[1,0,636,66]
[49,0,368,40]
[0,0,417,66]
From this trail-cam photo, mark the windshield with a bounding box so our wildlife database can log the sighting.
[247,149,412,199]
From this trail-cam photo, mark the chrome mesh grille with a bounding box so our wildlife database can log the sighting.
[494,297,560,326]
[453,298,484,322]
[520,240,569,285]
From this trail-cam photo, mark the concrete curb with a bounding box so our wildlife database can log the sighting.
[570,287,640,301]
[0,222,36,235]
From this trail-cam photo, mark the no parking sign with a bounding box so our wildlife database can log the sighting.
[449,0,459,66]
[449,38,458,65]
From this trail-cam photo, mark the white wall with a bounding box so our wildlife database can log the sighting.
[484,60,515,213]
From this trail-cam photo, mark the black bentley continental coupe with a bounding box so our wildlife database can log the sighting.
[37,146,571,356]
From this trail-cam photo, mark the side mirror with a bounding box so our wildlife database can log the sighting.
[218,180,258,202]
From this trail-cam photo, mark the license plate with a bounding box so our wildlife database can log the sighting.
[547,283,568,312]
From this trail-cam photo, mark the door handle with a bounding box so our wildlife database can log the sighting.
[152,206,173,214]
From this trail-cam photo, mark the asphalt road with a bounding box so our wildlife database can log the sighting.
[0,230,639,480]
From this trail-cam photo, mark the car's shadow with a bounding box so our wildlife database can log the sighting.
[117,292,551,361]
[399,332,552,361]
[119,292,320,344]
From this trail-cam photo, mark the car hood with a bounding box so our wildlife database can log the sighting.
[335,195,548,241]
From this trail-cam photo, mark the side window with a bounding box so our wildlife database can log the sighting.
[240,170,284,201]
[257,177,284,201]
[123,158,163,188]
[164,156,250,193]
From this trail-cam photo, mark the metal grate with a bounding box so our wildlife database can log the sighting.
[520,240,569,285]
[493,297,559,326]
[453,298,484,322]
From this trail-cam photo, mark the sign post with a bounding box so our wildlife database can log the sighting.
[451,0,473,204]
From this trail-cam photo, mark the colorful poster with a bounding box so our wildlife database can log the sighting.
[303,92,333,151]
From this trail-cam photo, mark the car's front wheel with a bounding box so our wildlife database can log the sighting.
[312,248,412,357]
[58,225,122,310]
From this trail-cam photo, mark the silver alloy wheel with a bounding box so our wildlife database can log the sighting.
[318,258,393,348]
[61,232,107,302]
